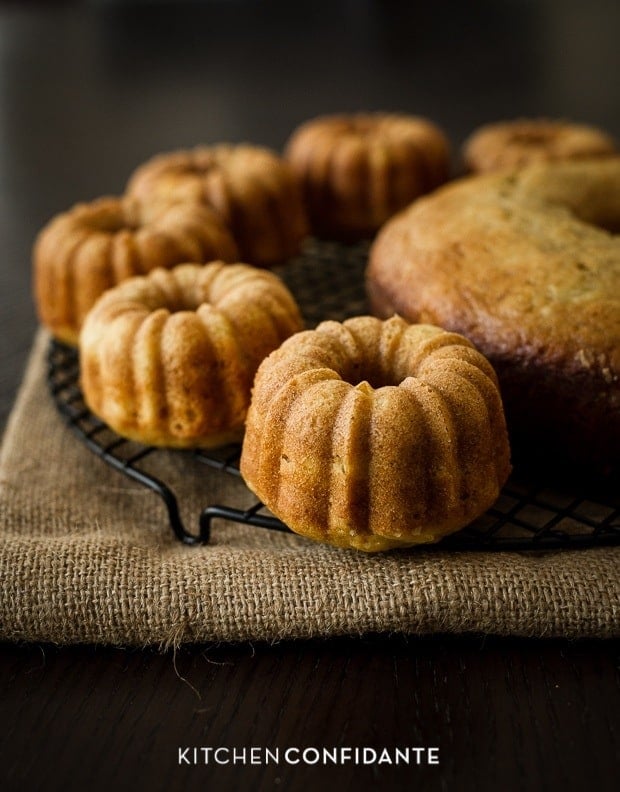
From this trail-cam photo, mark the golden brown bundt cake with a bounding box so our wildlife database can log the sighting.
[284,113,451,241]
[367,158,620,472]
[80,262,303,448]
[125,144,309,267]
[463,118,617,173]
[34,197,238,346]
[240,315,511,552]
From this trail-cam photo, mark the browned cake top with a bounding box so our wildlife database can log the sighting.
[463,119,617,173]
[368,159,620,385]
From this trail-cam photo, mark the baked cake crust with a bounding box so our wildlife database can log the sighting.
[367,159,620,470]
[240,315,511,552]
[284,113,451,240]
[34,197,238,345]
[463,119,617,174]
[126,144,309,267]
[80,262,303,448]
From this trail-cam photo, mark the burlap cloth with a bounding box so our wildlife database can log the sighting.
[0,330,618,645]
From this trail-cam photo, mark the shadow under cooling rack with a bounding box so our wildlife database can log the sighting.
[47,239,620,552]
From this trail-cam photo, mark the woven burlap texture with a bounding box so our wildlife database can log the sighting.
[0,331,618,645]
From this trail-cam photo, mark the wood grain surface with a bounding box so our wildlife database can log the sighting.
[0,3,619,790]
[1,638,619,792]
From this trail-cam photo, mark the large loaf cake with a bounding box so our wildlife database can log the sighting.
[367,159,620,472]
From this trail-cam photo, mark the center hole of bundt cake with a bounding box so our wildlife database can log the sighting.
[566,206,620,235]
[586,217,620,233]
[162,291,205,314]
[183,157,215,176]
[340,360,394,390]
[94,209,140,233]
[184,164,212,175]
[348,119,378,138]
[164,277,218,313]
[511,129,554,146]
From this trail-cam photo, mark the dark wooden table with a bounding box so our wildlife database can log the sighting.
[0,3,618,790]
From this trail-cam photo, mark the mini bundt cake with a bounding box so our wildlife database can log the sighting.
[80,262,303,448]
[284,113,451,241]
[126,144,309,267]
[463,118,617,173]
[240,315,511,552]
[34,197,238,346]
[367,158,620,472]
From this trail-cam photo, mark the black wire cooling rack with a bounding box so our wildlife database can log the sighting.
[47,239,620,552]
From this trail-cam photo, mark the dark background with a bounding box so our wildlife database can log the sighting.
[1,2,619,790]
